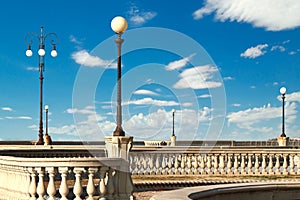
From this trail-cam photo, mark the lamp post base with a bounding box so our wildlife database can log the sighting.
[277,136,289,147]
[113,126,125,136]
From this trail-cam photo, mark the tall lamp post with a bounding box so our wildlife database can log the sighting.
[172,109,176,137]
[25,26,58,145]
[280,87,286,137]
[170,109,176,146]
[111,16,128,136]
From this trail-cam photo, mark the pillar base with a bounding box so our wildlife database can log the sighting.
[170,135,176,146]
[105,136,133,160]
[277,136,289,147]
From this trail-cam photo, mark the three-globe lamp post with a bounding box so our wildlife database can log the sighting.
[280,87,286,137]
[111,16,128,136]
[25,26,58,145]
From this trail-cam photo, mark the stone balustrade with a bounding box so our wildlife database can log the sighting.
[0,146,133,200]
[130,146,300,176]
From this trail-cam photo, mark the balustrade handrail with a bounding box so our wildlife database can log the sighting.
[0,155,126,168]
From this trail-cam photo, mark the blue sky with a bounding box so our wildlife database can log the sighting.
[0,0,300,142]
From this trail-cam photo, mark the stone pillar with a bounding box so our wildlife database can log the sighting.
[105,136,134,200]
[277,136,289,147]
[170,135,176,146]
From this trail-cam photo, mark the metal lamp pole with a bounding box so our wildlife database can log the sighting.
[111,16,128,136]
[280,87,286,137]
[172,109,176,137]
[45,105,49,136]
[25,26,58,144]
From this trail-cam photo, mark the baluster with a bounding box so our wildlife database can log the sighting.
[168,155,173,175]
[174,155,179,175]
[73,167,84,200]
[106,168,115,199]
[24,169,31,199]
[219,154,225,174]
[233,155,238,174]
[268,154,274,174]
[213,154,219,174]
[254,154,260,174]
[240,154,246,175]
[247,154,252,174]
[200,156,205,175]
[137,155,144,175]
[99,167,108,200]
[59,167,69,200]
[87,168,98,200]
[187,156,192,174]
[282,154,288,175]
[206,155,212,174]
[36,168,45,200]
[180,155,186,175]
[155,154,161,174]
[290,154,295,175]
[29,168,37,200]
[226,154,232,174]
[131,154,138,175]
[161,155,167,175]
[261,154,267,175]
[193,155,199,174]
[149,154,154,175]
[297,154,300,175]
[275,154,281,175]
[143,154,148,175]
[46,167,56,200]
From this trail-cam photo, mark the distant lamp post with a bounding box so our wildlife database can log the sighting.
[172,109,176,136]
[45,105,49,136]
[280,87,286,137]
[25,26,58,145]
[170,109,176,146]
[111,16,128,136]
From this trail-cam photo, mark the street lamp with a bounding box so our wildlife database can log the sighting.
[280,87,286,137]
[172,109,176,137]
[25,26,58,145]
[111,16,128,136]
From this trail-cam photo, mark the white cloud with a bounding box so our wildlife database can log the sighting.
[232,103,241,107]
[198,107,212,122]
[128,5,157,26]
[26,67,39,71]
[123,108,210,139]
[124,97,179,107]
[198,94,211,98]
[241,44,268,59]
[5,116,32,120]
[165,54,195,71]
[277,91,300,103]
[70,35,83,46]
[173,65,222,89]
[66,106,95,114]
[1,107,13,112]
[271,45,286,52]
[133,89,158,96]
[193,0,300,31]
[227,102,297,131]
[223,76,234,81]
[71,50,116,68]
